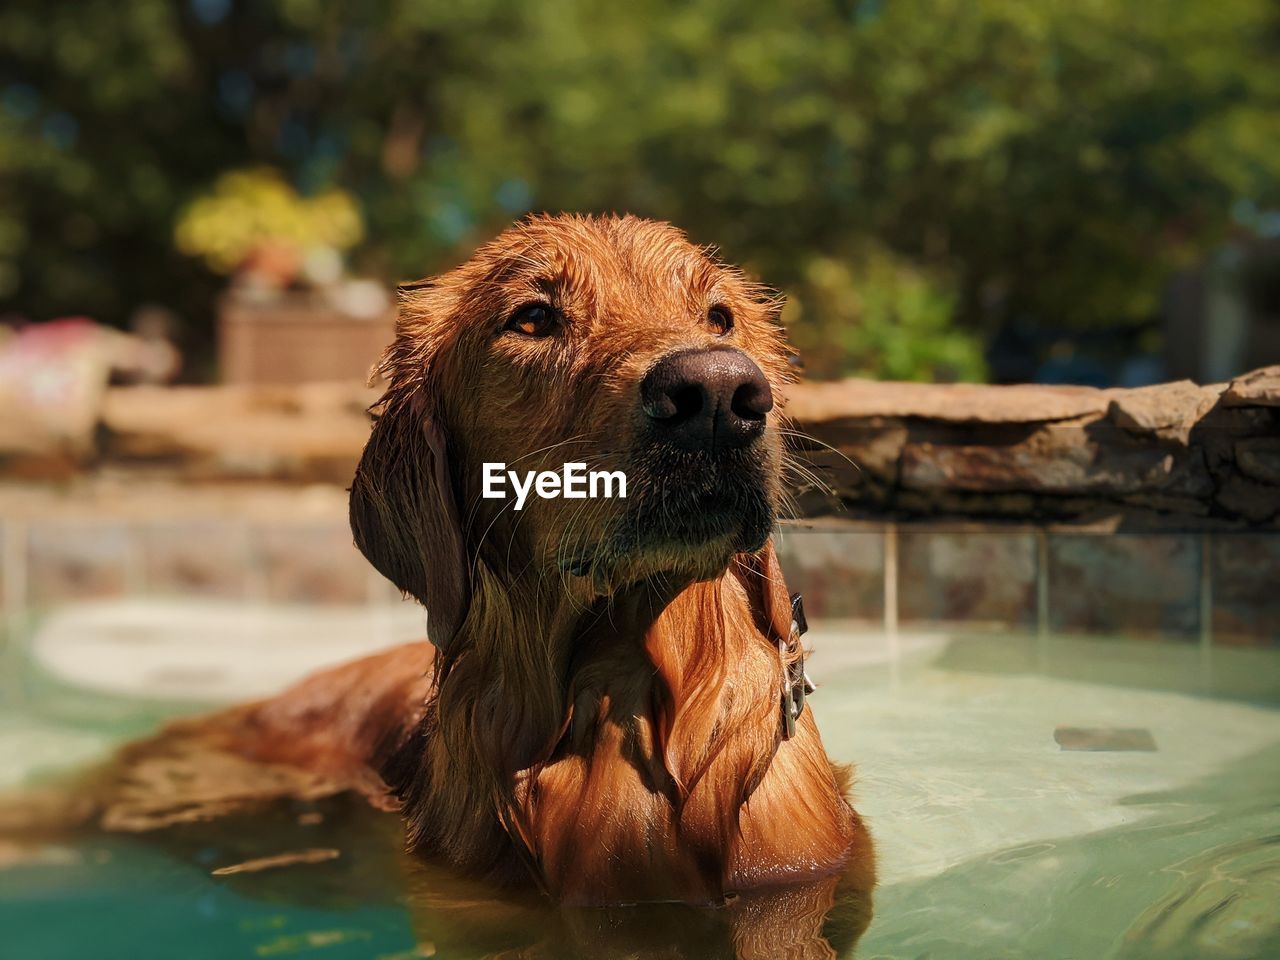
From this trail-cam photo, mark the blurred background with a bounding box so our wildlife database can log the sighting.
[2,0,1279,389]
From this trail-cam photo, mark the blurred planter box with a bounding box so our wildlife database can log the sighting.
[218,290,395,385]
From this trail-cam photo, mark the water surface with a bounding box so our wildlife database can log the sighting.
[2,628,1278,959]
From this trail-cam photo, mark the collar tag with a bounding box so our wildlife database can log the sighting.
[790,592,808,637]
[779,593,815,740]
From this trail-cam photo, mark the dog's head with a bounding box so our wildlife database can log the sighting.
[351,214,793,648]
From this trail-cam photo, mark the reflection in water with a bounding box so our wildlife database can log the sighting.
[398,858,872,960]
[2,792,873,959]
[224,796,873,960]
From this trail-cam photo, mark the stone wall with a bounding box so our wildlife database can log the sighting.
[785,366,1280,530]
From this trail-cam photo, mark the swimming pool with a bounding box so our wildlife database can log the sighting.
[2,610,1277,959]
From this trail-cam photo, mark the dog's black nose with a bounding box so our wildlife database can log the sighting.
[640,347,773,451]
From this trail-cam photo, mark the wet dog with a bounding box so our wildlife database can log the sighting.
[104,215,874,907]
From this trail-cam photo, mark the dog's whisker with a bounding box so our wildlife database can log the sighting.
[777,428,863,477]
[782,458,840,499]
[775,488,802,523]
[505,434,602,469]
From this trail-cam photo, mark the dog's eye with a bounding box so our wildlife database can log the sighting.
[708,306,734,335]
[505,303,559,337]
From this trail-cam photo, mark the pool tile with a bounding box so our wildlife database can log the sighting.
[899,531,1037,630]
[1047,534,1199,640]
[143,522,253,599]
[27,521,142,607]
[254,522,376,605]
[774,528,884,623]
[1211,533,1280,647]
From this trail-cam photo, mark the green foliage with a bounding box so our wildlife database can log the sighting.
[788,249,986,382]
[1,0,1278,379]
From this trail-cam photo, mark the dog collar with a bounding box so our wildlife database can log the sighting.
[779,592,815,740]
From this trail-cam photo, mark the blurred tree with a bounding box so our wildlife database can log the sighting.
[785,247,985,381]
[1,0,1278,380]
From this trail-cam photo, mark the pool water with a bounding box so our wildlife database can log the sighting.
[2,625,1278,959]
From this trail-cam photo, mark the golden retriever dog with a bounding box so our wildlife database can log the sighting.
[99,214,874,909]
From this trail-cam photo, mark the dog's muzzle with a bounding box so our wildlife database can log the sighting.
[639,347,773,453]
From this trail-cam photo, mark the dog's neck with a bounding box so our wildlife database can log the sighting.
[383,543,857,899]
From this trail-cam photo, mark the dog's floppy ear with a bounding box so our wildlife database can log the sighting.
[350,286,471,652]
[351,394,471,651]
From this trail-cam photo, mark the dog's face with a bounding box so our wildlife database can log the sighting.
[351,215,793,643]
